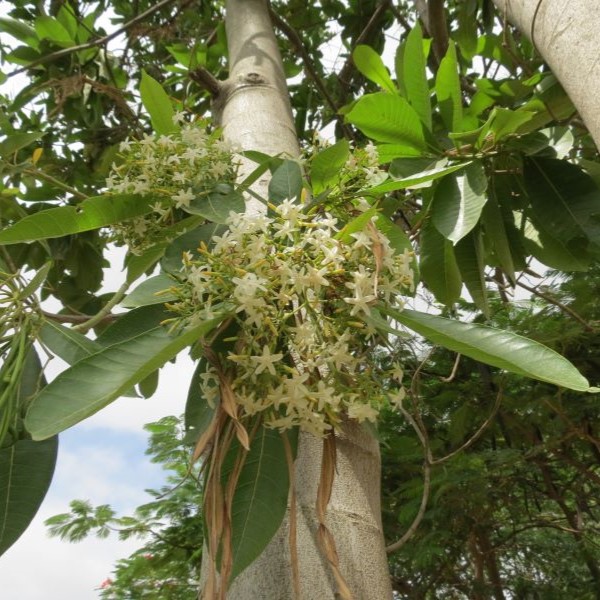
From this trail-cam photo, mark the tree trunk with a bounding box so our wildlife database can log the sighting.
[201,1,393,598]
[492,0,600,148]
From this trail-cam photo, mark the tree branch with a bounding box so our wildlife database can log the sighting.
[6,0,179,79]
[515,279,595,332]
[268,7,355,138]
[22,168,89,200]
[337,0,392,98]
[386,400,431,553]
[427,0,449,62]
[188,66,222,97]
[41,310,117,326]
[72,282,129,333]
[431,385,503,466]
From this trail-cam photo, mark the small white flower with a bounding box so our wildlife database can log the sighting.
[172,110,186,124]
[343,286,376,316]
[172,187,194,208]
[250,345,284,376]
[210,161,229,178]
[388,387,407,409]
[390,363,404,382]
[347,402,378,422]
[350,230,372,250]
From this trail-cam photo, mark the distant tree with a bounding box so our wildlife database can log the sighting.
[47,417,202,599]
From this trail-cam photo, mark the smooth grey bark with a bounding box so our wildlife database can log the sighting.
[492,0,600,148]
[200,0,393,598]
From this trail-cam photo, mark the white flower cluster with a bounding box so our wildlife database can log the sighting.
[106,121,237,254]
[168,202,414,436]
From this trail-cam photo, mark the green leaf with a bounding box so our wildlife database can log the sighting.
[126,244,168,285]
[436,42,463,132]
[456,1,478,59]
[25,317,225,439]
[364,160,468,195]
[432,162,488,244]
[0,132,44,158]
[419,220,462,306]
[126,215,205,282]
[310,140,350,195]
[345,92,428,151]
[0,348,57,556]
[0,437,58,556]
[139,70,177,136]
[394,41,407,97]
[56,5,77,39]
[35,16,73,47]
[96,305,172,347]
[185,183,244,224]
[138,369,159,399]
[523,219,591,272]
[227,427,297,580]
[39,321,101,365]
[455,229,489,316]
[577,158,600,189]
[336,207,379,243]
[516,75,575,135]
[352,45,396,94]
[525,158,600,245]
[384,307,593,391]
[0,18,39,47]
[481,192,516,282]
[238,155,279,193]
[375,143,425,163]
[478,107,534,146]
[0,194,155,245]
[403,23,431,130]
[268,160,303,204]
[20,261,51,297]
[121,273,177,308]
[161,222,224,273]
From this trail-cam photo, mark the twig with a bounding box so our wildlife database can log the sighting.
[515,279,594,331]
[386,350,434,553]
[0,247,18,273]
[6,0,179,79]
[427,0,449,62]
[189,66,222,97]
[22,168,89,200]
[440,352,461,383]
[530,0,546,57]
[388,3,411,31]
[386,400,431,553]
[41,310,117,326]
[337,0,392,96]
[268,7,354,138]
[431,385,504,466]
[72,282,129,333]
